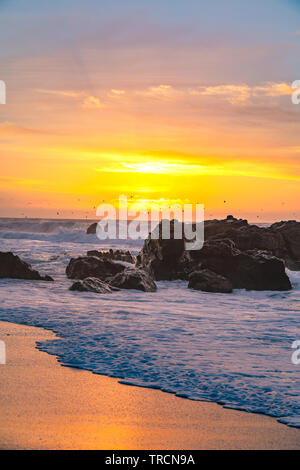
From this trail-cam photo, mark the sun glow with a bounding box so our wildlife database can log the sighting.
[122,162,193,174]
[101,160,218,175]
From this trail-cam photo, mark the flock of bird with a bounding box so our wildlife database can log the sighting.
[17,196,299,221]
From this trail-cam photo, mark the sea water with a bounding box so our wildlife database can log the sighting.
[0,218,299,427]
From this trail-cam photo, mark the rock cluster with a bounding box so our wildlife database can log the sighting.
[136,218,294,292]
[205,216,300,271]
[6,215,296,295]
[66,255,157,292]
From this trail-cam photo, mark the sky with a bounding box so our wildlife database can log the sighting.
[0,0,300,221]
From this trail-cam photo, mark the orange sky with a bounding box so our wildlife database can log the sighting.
[1,1,300,222]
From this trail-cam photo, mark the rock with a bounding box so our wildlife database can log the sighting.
[109,267,157,292]
[0,252,54,281]
[177,238,236,280]
[137,221,292,290]
[69,277,119,293]
[140,216,300,272]
[270,220,300,270]
[136,219,185,280]
[87,249,135,264]
[206,222,283,258]
[235,249,292,291]
[86,222,97,234]
[204,216,249,240]
[179,240,291,291]
[188,269,233,293]
[205,217,300,271]
[66,256,125,280]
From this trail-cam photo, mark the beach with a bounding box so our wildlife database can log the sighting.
[2,0,300,453]
[0,320,299,450]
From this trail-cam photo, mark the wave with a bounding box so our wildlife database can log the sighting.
[0,276,299,429]
[0,218,90,234]
[0,219,94,244]
[0,217,271,244]
[0,218,150,249]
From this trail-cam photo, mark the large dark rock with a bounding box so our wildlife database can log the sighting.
[204,215,249,239]
[87,249,135,264]
[136,219,185,280]
[188,269,233,293]
[205,216,300,271]
[0,252,54,281]
[66,256,125,280]
[136,221,292,291]
[109,267,157,292]
[185,241,291,291]
[179,240,291,291]
[69,277,119,293]
[86,222,97,234]
[270,220,300,270]
[206,221,283,259]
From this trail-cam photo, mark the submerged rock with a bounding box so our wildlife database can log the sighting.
[69,277,119,293]
[66,256,125,280]
[0,252,54,281]
[188,269,233,293]
[109,267,157,292]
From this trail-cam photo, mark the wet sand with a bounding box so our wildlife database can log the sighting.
[0,320,299,450]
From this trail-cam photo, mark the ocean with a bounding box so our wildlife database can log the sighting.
[0,217,299,428]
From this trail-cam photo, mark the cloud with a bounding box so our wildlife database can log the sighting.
[106,89,126,99]
[189,82,293,105]
[82,95,103,109]
[35,88,83,98]
[190,85,251,105]
[98,158,300,182]
[35,88,103,110]
[94,148,300,183]
[136,84,181,101]
[110,89,125,95]
[253,82,293,97]
[34,82,293,113]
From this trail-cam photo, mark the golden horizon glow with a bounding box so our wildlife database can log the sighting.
[1,14,300,222]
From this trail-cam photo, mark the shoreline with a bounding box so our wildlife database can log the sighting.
[0,320,299,450]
